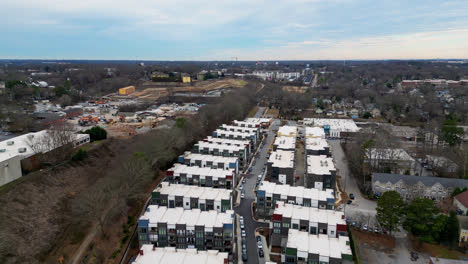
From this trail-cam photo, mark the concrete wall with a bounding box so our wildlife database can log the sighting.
[0,155,22,187]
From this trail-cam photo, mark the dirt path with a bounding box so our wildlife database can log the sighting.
[68,223,99,264]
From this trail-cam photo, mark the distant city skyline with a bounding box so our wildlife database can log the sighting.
[2,0,468,60]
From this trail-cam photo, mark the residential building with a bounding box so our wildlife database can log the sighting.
[266,150,295,185]
[256,181,335,218]
[454,191,468,215]
[273,136,296,151]
[132,246,229,264]
[166,164,235,190]
[0,130,90,187]
[305,127,326,138]
[243,117,272,128]
[271,201,347,247]
[305,138,330,156]
[277,126,297,137]
[151,182,232,213]
[306,155,336,190]
[282,229,352,264]
[371,173,468,201]
[152,71,170,79]
[302,118,359,138]
[365,148,416,175]
[197,71,207,80]
[219,124,259,140]
[177,152,239,175]
[192,141,247,169]
[137,206,234,252]
[232,120,261,128]
[181,74,191,83]
[212,129,257,146]
[203,136,252,154]
[458,216,468,248]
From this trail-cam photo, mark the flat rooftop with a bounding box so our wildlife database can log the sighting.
[220,124,258,133]
[258,181,334,201]
[132,245,229,264]
[181,152,238,164]
[196,141,245,152]
[273,201,344,225]
[213,129,255,138]
[307,155,335,175]
[204,136,250,147]
[305,138,329,151]
[140,205,234,228]
[277,126,297,137]
[154,182,232,201]
[303,118,359,133]
[366,148,414,161]
[274,136,296,150]
[244,118,271,124]
[168,164,234,180]
[286,229,352,260]
[268,150,294,168]
[305,127,325,138]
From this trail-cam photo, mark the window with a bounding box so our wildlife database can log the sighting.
[292,224,299,229]
[274,222,281,228]
[140,228,147,233]
[159,228,166,235]
[283,223,290,228]
[330,230,335,236]
[273,228,281,234]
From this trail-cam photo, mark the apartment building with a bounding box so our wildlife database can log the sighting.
[271,201,347,247]
[372,173,468,201]
[166,164,235,189]
[305,137,330,156]
[203,136,252,154]
[212,129,257,146]
[306,155,336,190]
[177,152,239,175]
[365,148,416,175]
[219,124,259,142]
[277,126,297,137]
[266,149,295,185]
[273,136,296,151]
[244,117,272,128]
[137,206,234,252]
[302,118,359,138]
[256,181,335,218]
[192,141,247,169]
[151,182,232,213]
[305,126,326,138]
[282,229,352,264]
[132,245,229,264]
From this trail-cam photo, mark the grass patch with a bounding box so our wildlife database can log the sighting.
[348,227,363,264]
[248,107,259,118]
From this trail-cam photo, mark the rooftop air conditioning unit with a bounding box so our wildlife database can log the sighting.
[0,149,6,153]
[7,141,14,146]
[18,147,27,153]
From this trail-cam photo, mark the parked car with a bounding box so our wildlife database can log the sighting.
[257,240,263,249]
[239,185,243,190]
[349,193,355,199]
[351,221,357,227]
[347,200,352,205]
[368,226,373,232]
[240,222,245,229]
[241,230,246,237]
[242,252,248,262]
[410,251,419,261]
[242,178,246,184]
[241,192,245,199]
[256,236,261,242]
[258,248,264,258]
[363,225,368,231]
[239,216,244,224]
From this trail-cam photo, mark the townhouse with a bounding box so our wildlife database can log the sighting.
[302,118,359,138]
[212,129,257,146]
[177,152,239,175]
[305,137,330,156]
[219,124,260,142]
[137,206,234,252]
[273,136,296,151]
[132,245,229,264]
[372,173,468,201]
[266,149,295,185]
[282,229,352,264]
[166,164,235,189]
[243,117,272,128]
[277,126,297,137]
[305,155,336,190]
[192,141,247,169]
[256,181,335,218]
[271,201,347,247]
[203,136,252,154]
[151,182,232,213]
[305,126,326,139]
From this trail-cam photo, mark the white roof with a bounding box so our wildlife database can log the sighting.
[274,136,296,150]
[232,120,260,127]
[303,118,359,133]
[140,205,233,228]
[258,181,334,201]
[277,126,297,137]
[220,124,258,133]
[214,129,255,138]
[182,152,238,164]
[155,182,231,201]
[286,229,351,259]
[366,148,414,161]
[244,118,271,123]
[305,127,325,138]
[268,150,294,168]
[132,246,228,264]
[305,138,329,151]
[307,155,335,175]
[197,141,245,152]
[204,136,250,147]
[0,130,89,163]
[168,164,234,180]
[274,201,344,225]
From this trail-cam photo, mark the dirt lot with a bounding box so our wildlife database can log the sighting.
[282,86,308,93]
[411,235,468,260]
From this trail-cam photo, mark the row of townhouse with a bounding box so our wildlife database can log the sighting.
[271,201,347,247]
[220,124,260,142]
[273,136,296,151]
[132,246,229,264]
[372,172,468,201]
[277,125,298,137]
[166,164,235,190]
[283,229,352,264]
[212,129,257,146]
[305,155,336,190]
[192,141,247,169]
[138,206,234,252]
[177,152,239,174]
[243,118,272,128]
[305,126,326,139]
[151,182,232,213]
[305,137,330,156]
[203,136,253,154]
[266,149,295,185]
[256,181,335,218]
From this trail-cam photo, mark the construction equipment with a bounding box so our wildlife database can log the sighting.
[119,115,125,122]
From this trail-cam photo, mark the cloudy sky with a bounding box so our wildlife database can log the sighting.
[1,0,468,60]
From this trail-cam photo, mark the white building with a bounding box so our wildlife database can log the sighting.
[267,150,295,185]
[305,138,330,156]
[132,246,229,264]
[302,118,359,138]
[277,126,297,137]
[273,136,296,151]
[305,127,326,138]
[366,148,416,175]
[306,155,336,190]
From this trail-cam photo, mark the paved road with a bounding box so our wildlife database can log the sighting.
[328,140,377,226]
[253,107,265,118]
[235,117,279,264]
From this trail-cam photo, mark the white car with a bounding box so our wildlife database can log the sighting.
[239,185,243,190]
[241,192,245,199]
[257,241,263,249]
[239,216,244,225]
[241,230,246,237]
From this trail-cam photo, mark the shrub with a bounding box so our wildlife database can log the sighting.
[71,149,88,162]
[85,126,107,141]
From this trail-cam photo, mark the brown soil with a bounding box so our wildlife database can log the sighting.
[269,254,281,263]
[410,235,468,260]
[352,228,395,252]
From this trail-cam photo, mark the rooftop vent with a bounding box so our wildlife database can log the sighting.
[6,141,14,146]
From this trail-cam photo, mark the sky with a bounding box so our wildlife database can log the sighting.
[1,0,468,60]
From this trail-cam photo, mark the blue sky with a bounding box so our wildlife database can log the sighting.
[1,0,468,60]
